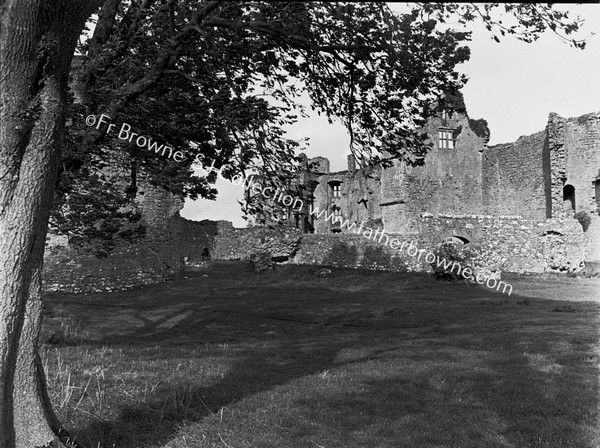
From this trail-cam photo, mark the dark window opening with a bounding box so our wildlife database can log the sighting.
[304,216,315,234]
[563,184,576,211]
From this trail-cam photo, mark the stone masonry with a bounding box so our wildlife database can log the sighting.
[43,103,600,291]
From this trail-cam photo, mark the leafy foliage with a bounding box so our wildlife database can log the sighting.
[468,118,491,142]
[418,3,588,48]
[54,1,588,251]
[574,211,591,232]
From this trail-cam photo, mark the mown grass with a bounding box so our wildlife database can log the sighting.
[41,261,600,448]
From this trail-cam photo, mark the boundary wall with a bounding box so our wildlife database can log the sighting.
[209,215,587,275]
[43,213,587,293]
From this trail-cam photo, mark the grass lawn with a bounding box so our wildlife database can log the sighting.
[42,261,600,448]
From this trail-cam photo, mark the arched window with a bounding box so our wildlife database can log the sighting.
[563,184,576,211]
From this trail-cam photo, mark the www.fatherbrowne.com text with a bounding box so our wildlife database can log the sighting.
[310,205,513,296]
[196,160,512,296]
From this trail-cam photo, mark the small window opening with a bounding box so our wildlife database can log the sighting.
[438,129,455,149]
[332,183,341,198]
[563,184,576,211]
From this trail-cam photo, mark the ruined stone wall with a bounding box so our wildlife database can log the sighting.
[488,111,600,221]
[380,112,486,233]
[136,181,185,273]
[309,156,330,174]
[177,218,223,263]
[290,215,586,275]
[548,113,567,218]
[555,112,600,216]
[291,233,416,272]
[414,214,586,273]
[43,179,186,293]
[212,225,302,260]
[482,130,549,220]
[203,214,586,276]
[311,166,382,234]
[43,241,173,293]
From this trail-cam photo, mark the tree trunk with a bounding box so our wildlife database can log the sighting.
[0,2,103,447]
[14,266,64,448]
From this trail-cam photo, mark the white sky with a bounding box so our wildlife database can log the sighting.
[182,3,600,227]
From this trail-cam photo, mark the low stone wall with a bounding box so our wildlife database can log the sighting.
[43,201,187,293]
[178,218,231,264]
[283,215,587,274]
[43,217,228,294]
[292,234,417,272]
[43,211,588,294]
[43,180,190,293]
[212,225,302,261]
[414,215,587,273]
[43,241,176,293]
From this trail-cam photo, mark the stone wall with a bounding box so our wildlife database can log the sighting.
[311,165,382,234]
[291,233,417,272]
[380,111,486,233]
[43,241,174,293]
[178,218,227,263]
[136,182,185,273]
[548,113,567,218]
[286,215,587,275]
[556,112,600,216]
[43,181,186,293]
[481,111,600,221]
[413,215,586,274]
[483,130,549,220]
[212,225,302,261]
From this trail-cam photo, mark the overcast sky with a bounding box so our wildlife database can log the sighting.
[182,3,600,227]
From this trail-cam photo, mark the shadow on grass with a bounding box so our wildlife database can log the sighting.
[44,262,600,448]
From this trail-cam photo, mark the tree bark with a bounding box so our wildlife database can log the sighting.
[0,2,103,447]
[14,267,62,448]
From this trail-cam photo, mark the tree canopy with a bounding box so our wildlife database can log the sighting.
[54,1,588,248]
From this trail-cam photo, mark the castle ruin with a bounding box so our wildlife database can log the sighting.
[43,104,600,292]
[287,109,600,235]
